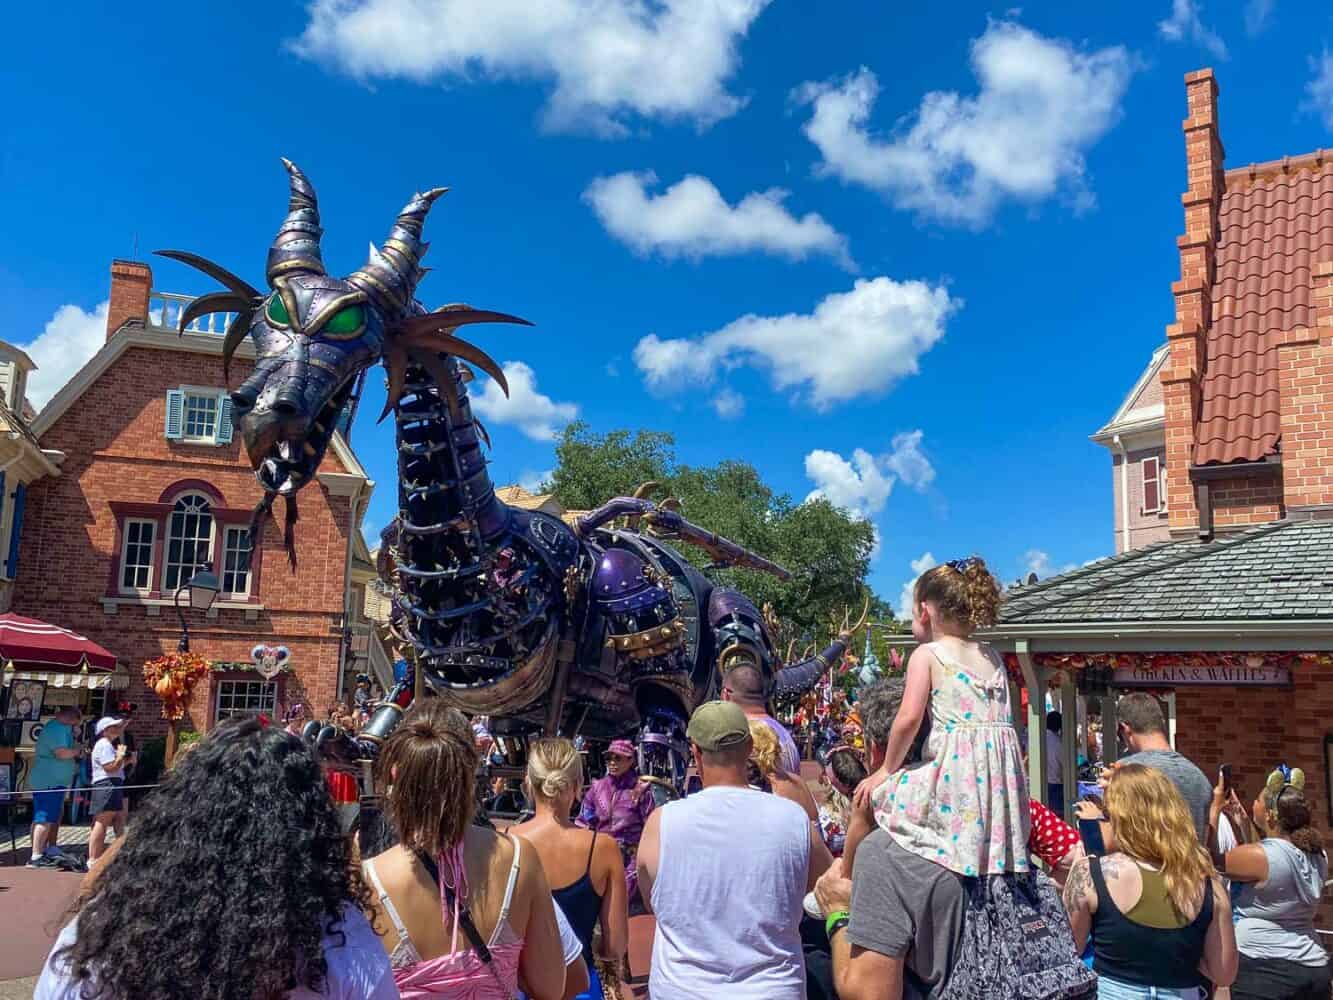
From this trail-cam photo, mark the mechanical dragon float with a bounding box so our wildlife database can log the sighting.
[158,162,863,790]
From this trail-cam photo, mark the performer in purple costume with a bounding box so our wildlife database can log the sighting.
[577,739,655,904]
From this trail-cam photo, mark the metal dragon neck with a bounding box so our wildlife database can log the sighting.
[394,359,504,544]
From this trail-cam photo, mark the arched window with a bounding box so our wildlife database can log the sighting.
[164,492,214,592]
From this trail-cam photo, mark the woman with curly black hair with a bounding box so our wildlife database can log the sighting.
[35,715,396,999]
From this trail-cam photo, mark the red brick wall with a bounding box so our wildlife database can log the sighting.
[16,341,358,739]
[1209,474,1284,529]
[1277,261,1333,511]
[1175,676,1333,924]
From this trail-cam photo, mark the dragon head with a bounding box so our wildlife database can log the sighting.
[157,160,526,497]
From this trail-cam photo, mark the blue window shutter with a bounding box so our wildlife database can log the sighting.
[165,389,184,440]
[216,393,234,444]
[0,472,7,534]
[6,483,25,579]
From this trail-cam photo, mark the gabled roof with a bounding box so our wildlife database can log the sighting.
[999,518,1333,625]
[1091,344,1168,444]
[1196,154,1333,464]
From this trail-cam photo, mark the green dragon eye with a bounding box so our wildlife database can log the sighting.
[266,294,290,326]
[322,304,366,338]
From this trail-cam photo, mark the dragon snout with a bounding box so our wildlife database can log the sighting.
[235,367,356,496]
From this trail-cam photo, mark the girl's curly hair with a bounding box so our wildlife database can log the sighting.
[914,556,1002,630]
[57,715,371,1000]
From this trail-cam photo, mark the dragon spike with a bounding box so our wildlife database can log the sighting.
[221,307,256,383]
[152,250,262,301]
[266,159,325,284]
[660,497,682,513]
[378,344,409,423]
[177,291,248,335]
[348,187,448,318]
[397,330,509,395]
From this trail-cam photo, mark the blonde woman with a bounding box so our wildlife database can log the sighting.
[747,720,820,821]
[512,738,629,1000]
[1064,763,1237,999]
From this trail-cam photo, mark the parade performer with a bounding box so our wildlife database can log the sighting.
[577,739,654,906]
[849,557,1030,877]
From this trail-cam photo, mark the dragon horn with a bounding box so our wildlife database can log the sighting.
[348,187,448,318]
[633,481,661,500]
[266,159,325,283]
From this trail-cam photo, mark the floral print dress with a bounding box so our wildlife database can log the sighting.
[871,641,1031,876]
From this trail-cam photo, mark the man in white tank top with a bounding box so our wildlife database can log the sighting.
[638,701,832,999]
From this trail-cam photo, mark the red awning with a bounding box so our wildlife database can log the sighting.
[0,614,117,671]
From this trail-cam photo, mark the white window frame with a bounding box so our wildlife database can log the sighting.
[181,387,223,444]
[221,525,252,598]
[163,492,216,593]
[215,678,277,723]
[119,518,157,594]
[1141,456,1162,515]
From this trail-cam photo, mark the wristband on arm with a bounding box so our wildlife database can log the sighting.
[825,910,851,938]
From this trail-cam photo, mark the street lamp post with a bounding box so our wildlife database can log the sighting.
[164,568,220,764]
[173,568,221,652]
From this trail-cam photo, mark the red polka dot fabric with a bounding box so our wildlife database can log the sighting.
[1027,798,1081,869]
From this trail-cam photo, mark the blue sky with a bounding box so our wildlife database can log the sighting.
[4,0,1332,611]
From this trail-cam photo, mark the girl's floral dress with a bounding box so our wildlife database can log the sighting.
[871,641,1031,876]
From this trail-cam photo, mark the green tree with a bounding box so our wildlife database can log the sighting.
[547,422,886,646]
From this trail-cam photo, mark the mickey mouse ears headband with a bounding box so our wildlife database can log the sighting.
[1265,764,1305,797]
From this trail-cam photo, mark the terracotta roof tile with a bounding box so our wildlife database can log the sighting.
[1195,159,1333,464]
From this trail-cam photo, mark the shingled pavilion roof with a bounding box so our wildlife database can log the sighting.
[999,518,1333,625]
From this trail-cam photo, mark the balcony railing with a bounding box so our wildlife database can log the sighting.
[149,291,238,335]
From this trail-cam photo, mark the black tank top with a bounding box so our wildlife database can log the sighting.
[552,831,602,964]
[1090,855,1213,989]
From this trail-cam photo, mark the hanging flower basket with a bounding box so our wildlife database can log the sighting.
[142,651,212,721]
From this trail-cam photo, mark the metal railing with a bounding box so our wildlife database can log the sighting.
[148,291,237,335]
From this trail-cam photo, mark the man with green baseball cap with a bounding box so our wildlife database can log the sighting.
[637,700,832,999]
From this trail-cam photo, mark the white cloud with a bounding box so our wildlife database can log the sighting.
[793,22,1134,226]
[584,171,851,265]
[1244,0,1275,35]
[1023,548,1078,580]
[291,0,770,135]
[1158,0,1228,58]
[634,277,957,409]
[471,361,578,441]
[19,301,109,410]
[804,448,895,520]
[518,468,554,493]
[1304,50,1333,129]
[802,431,934,522]
[884,430,934,489]
[710,388,745,419]
[898,551,938,620]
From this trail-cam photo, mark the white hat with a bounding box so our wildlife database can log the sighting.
[95,716,125,736]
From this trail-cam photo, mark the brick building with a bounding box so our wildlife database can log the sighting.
[988,69,1333,869]
[10,259,390,748]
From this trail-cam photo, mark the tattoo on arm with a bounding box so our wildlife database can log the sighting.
[1062,857,1092,912]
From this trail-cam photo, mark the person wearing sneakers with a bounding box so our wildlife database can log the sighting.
[27,706,83,870]
[87,717,129,868]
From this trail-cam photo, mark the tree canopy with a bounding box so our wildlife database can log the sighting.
[547,422,886,643]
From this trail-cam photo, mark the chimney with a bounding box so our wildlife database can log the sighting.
[106,259,152,340]
[1161,68,1224,535]
[1277,259,1333,511]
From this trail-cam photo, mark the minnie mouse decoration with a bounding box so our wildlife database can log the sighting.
[251,644,291,681]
